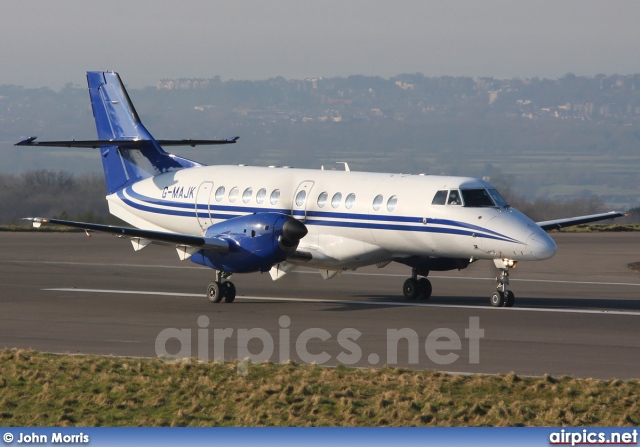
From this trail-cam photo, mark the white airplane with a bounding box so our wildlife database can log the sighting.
[17,71,625,307]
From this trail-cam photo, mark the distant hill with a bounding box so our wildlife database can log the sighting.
[2,73,639,209]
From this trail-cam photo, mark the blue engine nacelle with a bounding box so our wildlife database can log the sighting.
[190,213,307,273]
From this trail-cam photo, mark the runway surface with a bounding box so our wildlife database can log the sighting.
[1,231,639,379]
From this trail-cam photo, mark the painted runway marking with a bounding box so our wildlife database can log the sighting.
[7,259,640,288]
[45,288,640,316]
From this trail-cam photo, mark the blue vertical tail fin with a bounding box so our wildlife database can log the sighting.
[87,71,203,194]
[16,71,238,195]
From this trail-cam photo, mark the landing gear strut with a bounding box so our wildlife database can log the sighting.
[207,270,236,303]
[403,268,432,300]
[491,259,516,307]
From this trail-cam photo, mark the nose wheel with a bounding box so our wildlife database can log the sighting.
[490,290,514,307]
[207,271,236,303]
[491,259,516,307]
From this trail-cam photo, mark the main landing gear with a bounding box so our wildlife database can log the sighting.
[207,270,236,303]
[402,268,432,300]
[490,259,516,307]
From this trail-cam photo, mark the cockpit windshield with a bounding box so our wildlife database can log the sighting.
[431,188,509,208]
[460,188,508,208]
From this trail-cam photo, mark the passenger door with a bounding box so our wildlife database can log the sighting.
[195,181,213,229]
[292,180,314,222]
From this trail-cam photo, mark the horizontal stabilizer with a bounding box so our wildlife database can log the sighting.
[15,136,239,149]
[22,217,229,252]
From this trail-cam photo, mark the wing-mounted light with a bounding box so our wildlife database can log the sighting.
[23,217,48,228]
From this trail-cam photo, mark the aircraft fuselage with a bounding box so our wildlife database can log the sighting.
[107,165,557,271]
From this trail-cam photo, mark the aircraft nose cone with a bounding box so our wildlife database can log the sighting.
[280,217,308,248]
[527,232,557,260]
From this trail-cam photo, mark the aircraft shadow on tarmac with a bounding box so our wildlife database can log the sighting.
[508,296,640,311]
[318,294,640,312]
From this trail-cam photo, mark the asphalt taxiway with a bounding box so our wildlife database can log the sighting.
[1,231,639,379]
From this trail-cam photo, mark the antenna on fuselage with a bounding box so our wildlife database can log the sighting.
[336,162,350,171]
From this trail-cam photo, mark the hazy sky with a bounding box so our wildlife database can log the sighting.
[3,1,640,89]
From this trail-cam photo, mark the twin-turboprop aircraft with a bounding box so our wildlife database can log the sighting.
[18,71,624,307]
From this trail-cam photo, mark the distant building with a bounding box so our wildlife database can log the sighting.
[395,81,414,91]
[156,78,212,90]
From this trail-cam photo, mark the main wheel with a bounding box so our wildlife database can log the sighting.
[223,281,236,303]
[505,290,515,307]
[490,291,505,307]
[417,278,432,300]
[207,282,223,303]
[403,278,420,300]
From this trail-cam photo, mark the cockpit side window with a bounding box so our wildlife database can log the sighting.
[461,188,495,207]
[431,190,448,205]
[447,189,462,205]
[487,189,508,207]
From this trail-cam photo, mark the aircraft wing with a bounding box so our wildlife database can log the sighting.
[22,217,229,252]
[536,211,626,231]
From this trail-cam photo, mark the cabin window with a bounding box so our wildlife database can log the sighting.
[215,186,225,202]
[228,187,239,203]
[431,190,447,205]
[372,194,383,211]
[447,190,461,205]
[256,188,266,204]
[317,192,328,208]
[270,189,280,205]
[242,187,253,203]
[295,190,307,207]
[345,193,356,209]
[331,192,342,208]
[387,195,398,212]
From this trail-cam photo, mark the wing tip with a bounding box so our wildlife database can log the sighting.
[15,136,38,146]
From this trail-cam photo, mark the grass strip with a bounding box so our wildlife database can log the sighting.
[0,225,81,232]
[556,224,640,232]
[1,349,638,427]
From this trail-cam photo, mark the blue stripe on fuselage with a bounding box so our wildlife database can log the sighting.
[117,187,523,244]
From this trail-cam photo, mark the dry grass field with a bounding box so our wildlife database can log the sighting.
[1,349,638,427]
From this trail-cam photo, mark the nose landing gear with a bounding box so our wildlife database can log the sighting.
[491,259,516,307]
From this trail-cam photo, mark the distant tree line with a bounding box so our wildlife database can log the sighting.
[0,170,631,227]
[0,170,111,225]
